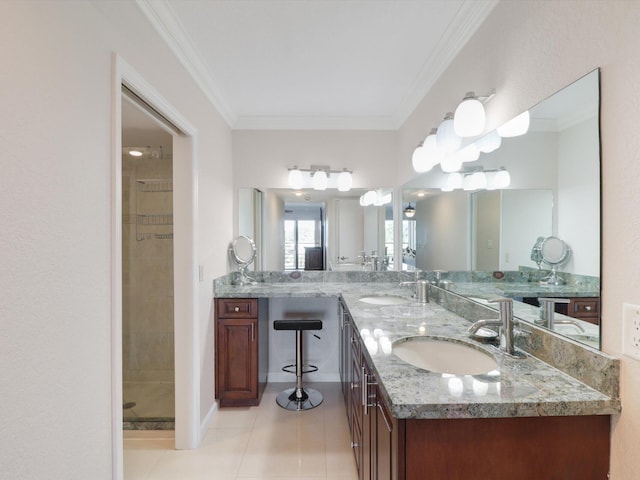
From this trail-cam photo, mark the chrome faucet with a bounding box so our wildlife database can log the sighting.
[538,297,585,332]
[398,278,430,303]
[468,298,516,355]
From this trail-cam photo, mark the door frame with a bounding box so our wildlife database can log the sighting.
[111,53,200,479]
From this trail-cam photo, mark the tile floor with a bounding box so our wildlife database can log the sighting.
[123,382,358,479]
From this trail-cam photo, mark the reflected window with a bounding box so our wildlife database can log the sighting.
[284,219,319,270]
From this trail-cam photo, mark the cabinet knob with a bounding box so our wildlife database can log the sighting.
[234,306,240,312]
[585,305,592,311]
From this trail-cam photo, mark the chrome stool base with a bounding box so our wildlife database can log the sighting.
[276,387,323,411]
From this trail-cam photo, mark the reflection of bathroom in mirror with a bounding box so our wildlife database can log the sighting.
[238,187,394,272]
[402,69,601,348]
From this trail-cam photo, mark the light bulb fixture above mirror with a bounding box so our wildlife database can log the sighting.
[441,167,511,192]
[287,165,353,191]
[360,188,392,207]
[411,88,501,174]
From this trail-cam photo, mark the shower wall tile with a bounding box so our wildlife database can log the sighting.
[122,154,174,383]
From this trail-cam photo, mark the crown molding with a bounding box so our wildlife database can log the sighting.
[135,0,237,126]
[136,0,498,131]
[233,115,397,131]
[391,0,500,129]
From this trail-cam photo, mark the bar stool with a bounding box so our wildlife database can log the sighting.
[273,318,323,411]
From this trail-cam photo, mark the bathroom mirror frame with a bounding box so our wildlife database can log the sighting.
[401,68,602,349]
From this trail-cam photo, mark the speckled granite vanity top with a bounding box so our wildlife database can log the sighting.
[214,274,620,420]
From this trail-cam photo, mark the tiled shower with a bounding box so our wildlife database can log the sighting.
[122,146,174,429]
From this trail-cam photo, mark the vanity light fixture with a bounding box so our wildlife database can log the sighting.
[441,172,463,192]
[476,130,502,153]
[287,165,353,191]
[337,169,353,192]
[454,92,486,137]
[436,112,462,154]
[492,168,511,189]
[497,110,530,138]
[288,167,304,190]
[440,152,463,173]
[312,169,328,190]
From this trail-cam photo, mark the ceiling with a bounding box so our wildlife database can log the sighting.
[136,0,498,130]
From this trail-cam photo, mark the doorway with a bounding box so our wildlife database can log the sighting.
[121,95,175,429]
[112,55,201,480]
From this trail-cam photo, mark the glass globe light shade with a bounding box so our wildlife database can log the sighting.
[454,94,486,137]
[476,130,502,153]
[470,171,488,190]
[458,143,480,163]
[440,153,463,173]
[411,142,430,173]
[363,190,377,206]
[312,170,328,190]
[445,172,463,191]
[422,130,443,167]
[288,168,303,189]
[436,113,462,154]
[337,170,352,192]
[494,169,511,188]
[497,110,530,138]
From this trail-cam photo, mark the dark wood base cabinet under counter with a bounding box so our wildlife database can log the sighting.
[215,298,268,407]
[341,306,611,480]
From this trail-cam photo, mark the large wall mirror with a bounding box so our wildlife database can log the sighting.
[238,187,394,272]
[402,69,601,349]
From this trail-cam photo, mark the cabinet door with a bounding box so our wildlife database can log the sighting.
[375,388,395,480]
[217,318,258,405]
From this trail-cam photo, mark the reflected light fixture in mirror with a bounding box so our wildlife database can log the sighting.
[497,110,530,137]
[312,170,328,190]
[337,169,353,192]
[288,167,303,189]
[436,112,462,153]
[454,92,486,137]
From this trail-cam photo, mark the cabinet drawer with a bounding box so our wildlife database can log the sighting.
[217,298,258,318]
[569,298,600,322]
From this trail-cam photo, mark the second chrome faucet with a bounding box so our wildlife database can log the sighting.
[468,298,518,356]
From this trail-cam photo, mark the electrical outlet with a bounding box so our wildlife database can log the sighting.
[623,303,640,361]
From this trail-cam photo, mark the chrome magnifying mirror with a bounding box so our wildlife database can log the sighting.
[229,235,257,285]
[538,236,571,286]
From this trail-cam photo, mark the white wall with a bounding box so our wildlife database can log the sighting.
[415,191,470,271]
[0,2,232,479]
[264,191,285,270]
[397,2,640,477]
[232,130,397,191]
[557,116,600,276]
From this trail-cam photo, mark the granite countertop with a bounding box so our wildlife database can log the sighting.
[214,279,619,420]
[447,281,599,300]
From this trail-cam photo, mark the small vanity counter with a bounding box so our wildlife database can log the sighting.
[213,273,619,420]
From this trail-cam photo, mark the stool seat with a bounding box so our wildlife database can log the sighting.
[273,317,323,411]
[274,319,323,331]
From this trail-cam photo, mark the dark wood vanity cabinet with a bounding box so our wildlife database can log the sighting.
[343,308,398,480]
[340,312,610,480]
[215,298,268,407]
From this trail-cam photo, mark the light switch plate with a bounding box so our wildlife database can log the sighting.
[623,303,640,361]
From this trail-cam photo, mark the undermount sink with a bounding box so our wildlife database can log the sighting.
[392,336,498,375]
[380,304,434,319]
[359,295,410,306]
